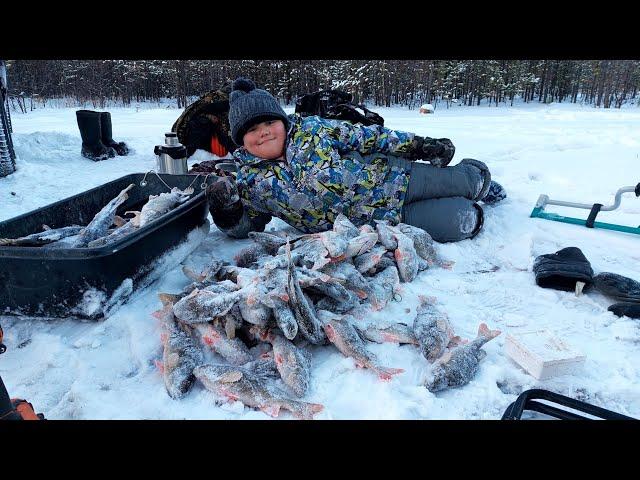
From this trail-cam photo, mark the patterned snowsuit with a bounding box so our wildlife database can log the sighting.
[220,113,416,237]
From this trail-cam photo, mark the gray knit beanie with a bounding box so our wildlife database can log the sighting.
[229,77,289,146]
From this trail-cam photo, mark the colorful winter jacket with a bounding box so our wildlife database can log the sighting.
[224,113,416,237]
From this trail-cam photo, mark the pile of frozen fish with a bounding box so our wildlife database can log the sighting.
[0,184,194,248]
[154,214,501,419]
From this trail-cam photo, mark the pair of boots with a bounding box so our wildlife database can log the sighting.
[76,110,129,161]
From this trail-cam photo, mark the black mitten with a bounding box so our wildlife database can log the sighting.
[533,247,594,291]
[608,302,640,319]
[410,135,455,167]
[592,272,640,303]
[206,177,241,211]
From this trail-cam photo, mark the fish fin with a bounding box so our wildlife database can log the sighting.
[447,335,463,347]
[218,371,243,383]
[417,295,437,306]
[112,215,126,227]
[478,323,501,340]
[154,359,164,374]
[381,333,400,343]
[292,402,324,419]
[354,289,368,299]
[182,265,204,282]
[125,211,142,227]
[323,323,336,342]
[437,350,453,364]
[42,224,52,231]
[153,303,174,322]
[440,260,455,270]
[260,404,281,418]
[376,367,404,381]
[158,293,179,307]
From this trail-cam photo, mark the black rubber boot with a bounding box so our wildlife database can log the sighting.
[76,110,116,161]
[99,112,129,155]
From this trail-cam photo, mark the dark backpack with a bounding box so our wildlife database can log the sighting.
[171,82,236,157]
[295,89,385,127]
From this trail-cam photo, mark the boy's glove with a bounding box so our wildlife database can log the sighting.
[533,247,594,292]
[410,135,456,167]
[206,177,240,211]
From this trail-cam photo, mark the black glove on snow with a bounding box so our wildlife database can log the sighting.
[206,177,239,209]
[410,135,456,167]
[592,272,640,303]
[533,247,594,292]
[608,302,640,319]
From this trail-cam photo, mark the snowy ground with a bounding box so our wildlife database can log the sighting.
[1,101,639,420]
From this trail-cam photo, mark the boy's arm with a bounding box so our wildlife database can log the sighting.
[207,179,271,239]
[329,119,415,156]
[329,119,455,165]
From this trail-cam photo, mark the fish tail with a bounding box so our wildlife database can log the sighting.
[289,401,324,420]
[478,323,501,340]
[376,366,405,381]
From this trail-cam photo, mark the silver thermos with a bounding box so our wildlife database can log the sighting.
[154,133,188,174]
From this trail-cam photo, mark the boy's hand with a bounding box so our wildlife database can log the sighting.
[206,177,240,211]
[410,136,455,167]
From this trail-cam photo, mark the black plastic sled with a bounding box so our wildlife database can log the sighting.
[0,173,218,320]
[501,389,636,420]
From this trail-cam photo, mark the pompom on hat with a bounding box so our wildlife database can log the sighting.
[228,77,289,146]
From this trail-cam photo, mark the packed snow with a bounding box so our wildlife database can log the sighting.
[1,101,639,419]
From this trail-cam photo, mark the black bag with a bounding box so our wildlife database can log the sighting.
[171,83,236,157]
[295,89,385,127]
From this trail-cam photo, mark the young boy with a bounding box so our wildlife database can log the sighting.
[207,78,505,243]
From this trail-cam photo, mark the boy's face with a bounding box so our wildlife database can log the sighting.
[242,119,286,160]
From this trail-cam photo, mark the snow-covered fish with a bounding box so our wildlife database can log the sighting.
[354,246,388,274]
[345,232,379,258]
[172,288,243,324]
[332,213,360,239]
[270,294,299,340]
[394,231,419,283]
[138,187,193,227]
[367,265,400,310]
[425,323,501,393]
[0,225,84,247]
[87,214,141,248]
[412,296,456,363]
[73,183,135,247]
[355,322,418,345]
[258,329,312,398]
[286,242,327,344]
[193,364,324,419]
[153,305,203,400]
[320,313,404,381]
[193,322,252,365]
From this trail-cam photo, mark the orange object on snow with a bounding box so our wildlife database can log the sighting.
[210,135,228,157]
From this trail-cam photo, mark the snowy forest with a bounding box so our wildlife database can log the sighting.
[5,59,640,110]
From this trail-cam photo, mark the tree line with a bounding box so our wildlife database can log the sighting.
[5,60,640,110]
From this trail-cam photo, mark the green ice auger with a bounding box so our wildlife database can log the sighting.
[530,183,640,235]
